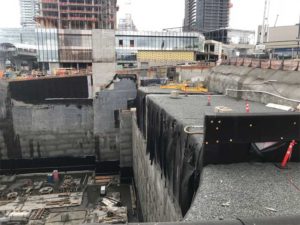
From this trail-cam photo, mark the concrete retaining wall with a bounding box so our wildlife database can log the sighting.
[177,67,212,82]
[176,65,300,108]
[206,65,300,108]
[0,77,137,164]
[94,79,137,161]
[0,131,6,160]
[8,101,94,159]
[0,81,8,120]
[132,114,182,222]
[119,110,133,168]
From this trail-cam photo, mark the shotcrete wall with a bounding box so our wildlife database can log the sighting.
[132,114,182,222]
[176,64,300,108]
[206,65,300,107]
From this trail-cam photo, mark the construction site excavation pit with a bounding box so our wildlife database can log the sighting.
[0,171,139,224]
[0,76,141,224]
[1,73,300,224]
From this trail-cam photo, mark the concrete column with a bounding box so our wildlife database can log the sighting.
[92,29,116,96]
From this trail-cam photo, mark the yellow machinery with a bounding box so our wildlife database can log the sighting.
[160,82,208,93]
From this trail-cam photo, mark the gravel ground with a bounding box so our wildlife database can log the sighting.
[185,163,300,221]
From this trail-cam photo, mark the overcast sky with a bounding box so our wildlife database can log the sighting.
[0,0,299,31]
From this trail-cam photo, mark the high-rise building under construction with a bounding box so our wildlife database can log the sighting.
[35,0,117,30]
[28,0,118,71]
[20,0,38,28]
[184,0,230,32]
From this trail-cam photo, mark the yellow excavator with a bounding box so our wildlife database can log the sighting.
[160,82,208,93]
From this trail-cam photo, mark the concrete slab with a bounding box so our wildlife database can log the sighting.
[147,94,285,130]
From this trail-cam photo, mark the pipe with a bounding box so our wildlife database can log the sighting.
[184,125,204,135]
[225,88,300,104]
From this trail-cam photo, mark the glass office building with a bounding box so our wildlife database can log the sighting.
[115,31,205,63]
[34,29,205,69]
[203,28,255,45]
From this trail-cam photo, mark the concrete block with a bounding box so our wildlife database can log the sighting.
[132,116,182,222]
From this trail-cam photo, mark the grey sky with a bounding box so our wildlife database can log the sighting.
[0,0,299,31]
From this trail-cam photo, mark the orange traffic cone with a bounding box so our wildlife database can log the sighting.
[207,95,211,106]
[281,140,297,168]
[246,100,250,113]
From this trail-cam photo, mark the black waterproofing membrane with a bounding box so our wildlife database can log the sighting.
[9,75,89,103]
[147,101,202,215]
[137,89,300,216]
[137,90,202,215]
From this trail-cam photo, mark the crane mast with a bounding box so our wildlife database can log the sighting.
[259,0,270,44]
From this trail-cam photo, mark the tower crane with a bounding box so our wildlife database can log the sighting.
[259,0,270,44]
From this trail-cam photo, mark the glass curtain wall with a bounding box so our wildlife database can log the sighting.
[115,31,204,62]
[36,28,59,62]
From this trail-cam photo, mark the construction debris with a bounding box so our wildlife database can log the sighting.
[90,206,127,224]
[0,171,132,224]
[214,106,233,113]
